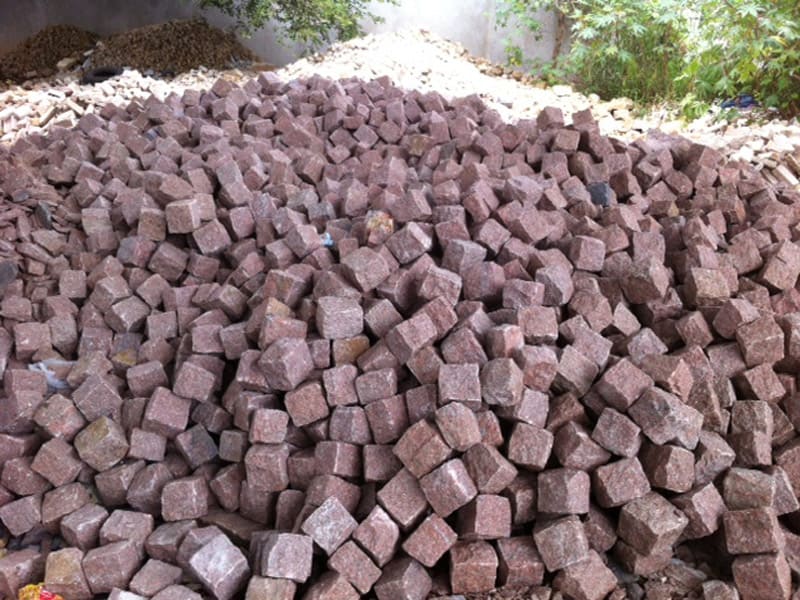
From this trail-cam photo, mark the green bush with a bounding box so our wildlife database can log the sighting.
[497,0,690,102]
[196,0,395,49]
[497,0,800,116]
[685,0,800,116]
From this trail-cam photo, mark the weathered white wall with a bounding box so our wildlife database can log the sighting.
[0,0,557,67]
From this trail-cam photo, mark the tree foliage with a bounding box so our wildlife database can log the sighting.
[497,0,800,116]
[197,0,395,50]
[685,0,800,116]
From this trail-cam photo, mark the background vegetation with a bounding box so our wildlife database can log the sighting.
[496,0,800,117]
[196,0,395,49]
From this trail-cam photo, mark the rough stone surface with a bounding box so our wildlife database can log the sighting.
[0,50,795,600]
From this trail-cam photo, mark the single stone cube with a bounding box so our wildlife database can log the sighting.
[39,482,89,527]
[419,459,478,518]
[373,557,432,600]
[449,541,498,594]
[401,513,457,568]
[285,382,329,427]
[553,550,618,600]
[317,296,363,339]
[127,361,169,397]
[258,532,313,582]
[457,494,512,540]
[676,311,714,348]
[393,420,452,478]
[142,387,191,438]
[249,408,289,444]
[0,495,41,536]
[759,240,800,291]
[386,222,433,264]
[82,540,141,594]
[722,467,776,510]
[72,374,123,421]
[363,444,402,482]
[723,507,782,554]
[301,497,358,555]
[60,504,108,551]
[341,247,391,292]
[684,267,731,308]
[128,428,167,462]
[161,476,210,521]
[187,534,250,600]
[74,416,129,472]
[365,395,408,445]
[44,548,91,600]
[595,358,653,410]
[622,257,670,304]
[165,198,202,233]
[713,298,760,339]
[731,553,791,600]
[33,394,86,442]
[672,483,725,539]
[701,580,739,600]
[569,236,606,272]
[302,571,359,600]
[435,402,481,451]
[352,505,400,567]
[463,442,518,494]
[245,577,296,600]
[640,354,694,401]
[481,358,524,406]
[507,423,553,471]
[618,492,689,555]
[593,457,651,508]
[153,585,203,600]
[418,266,462,305]
[553,346,599,396]
[173,361,215,402]
[99,509,154,553]
[628,387,703,450]
[315,440,361,478]
[492,540,544,590]
[591,408,642,457]
[385,313,438,364]
[553,422,611,471]
[129,559,183,597]
[640,443,695,493]
[533,515,589,572]
[175,424,218,469]
[438,363,481,406]
[143,520,196,564]
[375,469,428,532]
[259,338,314,392]
[355,368,398,404]
[244,443,290,492]
[537,468,590,515]
[31,438,82,487]
[323,365,359,406]
[13,322,51,360]
[328,541,382,594]
[736,315,785,367]
[536,264,574,306]
[364,299,403,338]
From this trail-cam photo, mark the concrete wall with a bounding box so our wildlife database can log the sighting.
[0,0,558,67]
